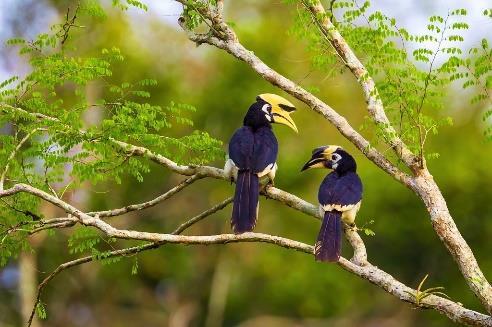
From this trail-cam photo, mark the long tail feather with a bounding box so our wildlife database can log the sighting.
[231,170,259,233]
[314,211,342,262]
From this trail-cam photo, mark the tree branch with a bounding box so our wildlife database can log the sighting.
[173,0,492,315]
[175,6,414,187]
[300,0,418,170]
[0,128,39,191]
[2,11,491,319]
[172,196,233,235]
[27,196,233,327]
[87,174,203,218]
[1,178,490,326]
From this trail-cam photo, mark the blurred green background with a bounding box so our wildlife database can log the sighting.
[1,0,491,326]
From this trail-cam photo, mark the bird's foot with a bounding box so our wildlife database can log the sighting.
[260,183,273,199]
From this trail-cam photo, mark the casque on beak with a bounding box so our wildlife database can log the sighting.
[258,93,298,133]
[301,145,339,171]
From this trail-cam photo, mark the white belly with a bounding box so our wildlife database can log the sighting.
[320,201,361,225]
[224,158,277,180]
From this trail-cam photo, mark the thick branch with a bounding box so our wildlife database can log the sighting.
[174,1,492,315]
[2,183,491,326]
[301,1,492,312]
[301,1,418,170]
[176,11,413,187]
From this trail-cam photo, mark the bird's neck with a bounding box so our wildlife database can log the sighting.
[243,107,271,130]
[334,168,356,176]
[334,158,357,175]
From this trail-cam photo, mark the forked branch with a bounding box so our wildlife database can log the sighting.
[173,0,492,315]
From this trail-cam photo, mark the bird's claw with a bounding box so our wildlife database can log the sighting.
[261,183,273,199]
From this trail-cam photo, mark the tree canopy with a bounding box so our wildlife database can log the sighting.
[1,1,491,326]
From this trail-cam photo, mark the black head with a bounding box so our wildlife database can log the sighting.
[301,145,357,174]
[243,94,298,132]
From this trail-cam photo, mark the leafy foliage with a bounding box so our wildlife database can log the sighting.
[287,0,491,162]
[0,1,222,267]
[68,227,101,254]
[180,0,219,30]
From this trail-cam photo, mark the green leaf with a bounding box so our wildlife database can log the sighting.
[36,301,47,320]
[131,257,139,275]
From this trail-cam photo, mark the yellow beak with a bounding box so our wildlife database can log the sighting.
[258,93,298,133]
[271,107,298,133]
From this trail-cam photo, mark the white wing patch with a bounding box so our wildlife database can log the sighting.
[224,158,277,182]
[224,158,238,181]
[321,201,361,225]
[266,163,278,181]
[322,203,355,211]
[257,162,275,178]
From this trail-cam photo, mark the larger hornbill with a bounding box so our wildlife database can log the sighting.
[224,94,298,234]
[301,146,363,262]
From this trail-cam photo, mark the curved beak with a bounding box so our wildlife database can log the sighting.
[301,145,339,171]
[258,93,298,133]
[301,156,325,171]
[272,108,298,133]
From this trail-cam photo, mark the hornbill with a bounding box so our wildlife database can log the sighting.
[301,146,363,262]
[224,94,298,234]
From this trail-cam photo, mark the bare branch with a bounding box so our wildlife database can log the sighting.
[88,174,203,218]
[171,0,492,315]
[172,197,233,235]
[175,7,414,188]
[27,241,160,327]
[2,182,491,326]
[29,220,76,235]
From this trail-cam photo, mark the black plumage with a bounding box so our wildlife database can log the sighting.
[316,211,342,262]
[302,146,363,262]
[229,126,278,233]
[226,94,297,234]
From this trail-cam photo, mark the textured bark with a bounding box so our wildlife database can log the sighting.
[303,1,492,313]
[173,0,492,316]
[2,2,491,324]
[1,170,491,326]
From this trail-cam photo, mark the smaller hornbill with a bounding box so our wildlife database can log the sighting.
[301,146,363,262]
[225,94,298,234]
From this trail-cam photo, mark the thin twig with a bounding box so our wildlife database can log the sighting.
[0,129,39,191]
[87,174,203,218]
[173,0,492,315]
[172,197,233,235]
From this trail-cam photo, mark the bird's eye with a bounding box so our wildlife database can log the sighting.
[331,153,341,161]
[261,104,271,114]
